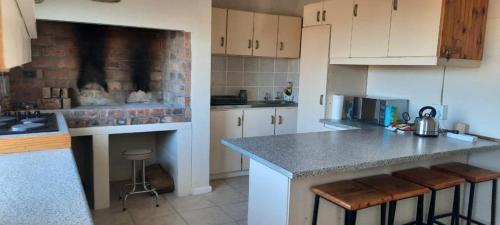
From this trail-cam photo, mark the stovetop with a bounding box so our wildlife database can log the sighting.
[0,111,59,136]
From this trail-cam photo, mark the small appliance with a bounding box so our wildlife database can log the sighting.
[413,106,440,137]
[346,96,409,126]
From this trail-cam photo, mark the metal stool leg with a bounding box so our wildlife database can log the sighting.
[428,190,437,225]
[345,210,357,225]
[416,195,424,225]
[381,203,387,225]
[388,201,397,225]
[312,195,320,225]
[122,160,137,211]
[492,180,497,225]
[142,160,160,207]
[467,183,476,225]
[452,185,461,225]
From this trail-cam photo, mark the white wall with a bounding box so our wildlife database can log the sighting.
[35,0,212,194]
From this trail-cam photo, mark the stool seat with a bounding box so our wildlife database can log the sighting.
[355,174,431,201]
[431,162,500,183]
[393,167,465,190]
[311,180,392,211]
[122,149,152,161]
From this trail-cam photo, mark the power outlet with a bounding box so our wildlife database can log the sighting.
[431,104,448,120]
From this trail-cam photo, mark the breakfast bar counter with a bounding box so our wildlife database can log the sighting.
[221,121,500,225]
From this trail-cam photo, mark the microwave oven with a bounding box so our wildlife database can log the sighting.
[346,96,409,126]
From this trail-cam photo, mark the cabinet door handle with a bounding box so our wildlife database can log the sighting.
[393,0,398,10]
[320,95,324,105]
[280,42,284,51]
[271,115,276,125]
[278,115,283,125]
[353,4,358,17]
[316,11,321,22]
[237,117,242,127]
[322,10,326,22]
[248,40,252,49]
[220,37,225,47]
[255,40,260,49]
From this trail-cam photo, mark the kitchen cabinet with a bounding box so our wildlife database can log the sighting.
[0,0,37,72]
[303,2,324,27]
[253,13,279,57]
[211,8,227,55]
[324,0,354,59]
[210,107,298,175]
[350,0,392,57]
[297,25,331,133]
[226,10,254,56]
[210,109,244,175]
[388,0,442,57]
[275,108,298,135]
[277,16,302,58]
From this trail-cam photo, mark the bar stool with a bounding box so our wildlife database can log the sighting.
[432,162,500,225]
[311,180,392,225]
[394,167,466,225]
[119,149,160,211]
[355,174,431,225]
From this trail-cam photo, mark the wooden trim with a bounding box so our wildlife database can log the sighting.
[0,133,72,154]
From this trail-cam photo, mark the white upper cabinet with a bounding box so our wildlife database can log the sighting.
[303,2,324,27]
[212,8,227,55]
[350,0,393,57]
[388,0,443,57]
[226,10,254,56]
[253,13,279,58]
[277,16,302,58]
[324,0,354,58]
[0,0,36,72]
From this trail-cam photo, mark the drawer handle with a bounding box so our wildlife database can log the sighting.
[278,115,283,125]
[271,115,276,125]
[316,11,320,22]
[220,37,225,47]
[255,40,260,50]
[322,10,326,22]
[320,95,324,105]
[280,42,284,51]
[393,0,398,10]
[238,117,242,127]
[353,4,358,17]
[248,40,252,49]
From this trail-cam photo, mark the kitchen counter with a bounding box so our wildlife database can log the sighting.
[222,120,500,179]
[0,148,93,225]
[211,101,298,110]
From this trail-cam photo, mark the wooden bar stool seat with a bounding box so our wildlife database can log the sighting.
[432,162,500,225]
[356,174,431,225]
[394,167,466,225]
[311,180,392,225]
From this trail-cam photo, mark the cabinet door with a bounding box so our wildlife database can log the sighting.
[350,0,392,57]
[253,13,279,57]
[226,10,254,56]
[277,16,302,58]
[324,0,354,58]
[388,0,442,57]
[303,2,324,27]
[212,8,227,54]
[242,108,277,170]
[297,26,330,133]
[275,108,298,135]
[210,110,244,175]
[0,0,32,71]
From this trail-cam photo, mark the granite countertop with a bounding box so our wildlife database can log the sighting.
[211,101,298,110]
[0,149,93,225]
[221,120,500,179]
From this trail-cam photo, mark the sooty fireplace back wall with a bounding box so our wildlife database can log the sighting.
[7,21,191,110]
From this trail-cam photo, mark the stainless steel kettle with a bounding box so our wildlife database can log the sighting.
[414,106,439,137]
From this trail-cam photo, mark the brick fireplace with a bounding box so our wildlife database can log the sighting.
[3,21,192,128]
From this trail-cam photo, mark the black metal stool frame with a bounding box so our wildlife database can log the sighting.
[433,179,497,225]
[311,194,388,225]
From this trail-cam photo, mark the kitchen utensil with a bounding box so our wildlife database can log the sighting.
[414,106,439,137]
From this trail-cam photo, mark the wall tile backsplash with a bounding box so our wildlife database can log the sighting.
[211,55,300,101]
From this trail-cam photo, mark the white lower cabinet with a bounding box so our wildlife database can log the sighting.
[210,107,297,175]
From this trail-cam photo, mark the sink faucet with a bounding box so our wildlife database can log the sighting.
[264,92,271,102]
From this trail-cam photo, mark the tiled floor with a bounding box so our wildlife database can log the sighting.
[92,176,249,225]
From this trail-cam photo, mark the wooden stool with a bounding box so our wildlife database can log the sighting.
[394,167,466,225]
[311,180,392,225]
[432,162,500,225]
[355,174,431,225]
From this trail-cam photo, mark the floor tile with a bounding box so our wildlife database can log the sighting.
[92,206,134,225]
[224,176,249,189]
[210,179,232,191]
[128,198,177,222]
[167,194,215,212]
[180,207,234,225]
[204,187,246,205]
[218,202,248,221]
[134,213,188,225]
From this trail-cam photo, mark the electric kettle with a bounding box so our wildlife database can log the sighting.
[414,106,439,137]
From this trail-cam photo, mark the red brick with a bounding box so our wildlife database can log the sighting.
[56,58,78,69]
[42,47,67,57]
[31,36,52,47]
[43,70,67,79]
[107,81,122,91]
